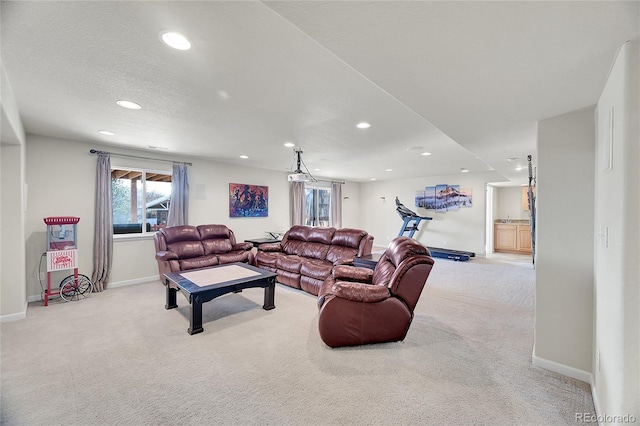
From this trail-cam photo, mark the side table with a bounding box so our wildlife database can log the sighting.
[353,253,382,270]
[245,238,281,247]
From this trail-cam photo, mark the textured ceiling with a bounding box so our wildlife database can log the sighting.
[1,1,637,184]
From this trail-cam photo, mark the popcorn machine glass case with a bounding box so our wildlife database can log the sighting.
[45,216,79,251]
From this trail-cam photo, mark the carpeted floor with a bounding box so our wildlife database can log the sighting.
[0,257,595,425]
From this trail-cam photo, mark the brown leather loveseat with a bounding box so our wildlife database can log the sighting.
[154,224,254,282]
[255,225,374,296]
[317,236,435,348]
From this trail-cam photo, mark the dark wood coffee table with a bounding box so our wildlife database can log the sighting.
[164,262,276,335]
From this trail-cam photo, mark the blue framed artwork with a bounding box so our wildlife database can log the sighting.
[229,183,268,217]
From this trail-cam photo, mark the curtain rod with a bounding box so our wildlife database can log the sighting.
[89,149,192,166]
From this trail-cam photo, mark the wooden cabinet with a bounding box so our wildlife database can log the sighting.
[521,186,535,211]
[494,222,532,253]
[495,224,517,251]
[517,225,532,252]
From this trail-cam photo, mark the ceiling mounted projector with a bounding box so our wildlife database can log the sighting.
[288,173,314,182]
[288,148,316,182]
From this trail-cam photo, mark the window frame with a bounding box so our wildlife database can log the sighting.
[111,166,172,239]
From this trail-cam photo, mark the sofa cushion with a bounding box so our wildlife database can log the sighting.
[161,226,201,244]
[300,275,324,296]
[282,226,309,255]
[307,227,335,244]
[202,239,233,254]
[197,224,231,240]
[301,242,330,260]
[283,239,306,256]
[331,228,367,249]
[167,240,205,259]
[300,259,333,281]
[326,245,358,264]
[179,254,219,270]
[276,255,304,273]
[218,251,251,264]
[255,251,283,268]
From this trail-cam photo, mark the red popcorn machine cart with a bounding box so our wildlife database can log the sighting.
[43,216,92,305]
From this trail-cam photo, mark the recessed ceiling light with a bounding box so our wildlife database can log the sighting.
[98,130,115,136]
[356,122,371,129]
[507,157,519,162]
[116,100,142,110]
[161,32,192,50]
[460,168,469,173]
[146,145,168,151]
[515,166,524,171]
[406,146,424,152]
[240,155,249,159]
[385,169,393,172]
[284,142,295,148]
[218,90,230,100]
[421,152,432,156]
[314,168,321,171]
[370,178,376,181]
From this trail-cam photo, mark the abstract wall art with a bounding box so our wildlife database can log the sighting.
[229,183,268,217]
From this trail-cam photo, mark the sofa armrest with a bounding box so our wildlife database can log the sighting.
[332,265,373,283]
[232,242,253,251]
[156,250,179,261]
[329,282,390,303]
[258,242,283,252]
[333,257,355,266]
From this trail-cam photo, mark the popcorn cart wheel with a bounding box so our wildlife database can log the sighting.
[59,274,93,302]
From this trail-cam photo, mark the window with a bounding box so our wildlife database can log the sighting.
[305,185,331,227]
[111,168,172,234]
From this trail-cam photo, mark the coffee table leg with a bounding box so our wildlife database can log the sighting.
[263,277,276,310]
[165,279,178,310]
[188,295,204,335]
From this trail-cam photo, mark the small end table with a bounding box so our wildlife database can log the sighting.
[353,253,382,270]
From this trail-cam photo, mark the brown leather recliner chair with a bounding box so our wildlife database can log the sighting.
[317,237,435,348]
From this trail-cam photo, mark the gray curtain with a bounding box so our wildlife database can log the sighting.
[330,182,342,228]
[167,163,189,227]
[290,182,305,226]
[92,153,113,292]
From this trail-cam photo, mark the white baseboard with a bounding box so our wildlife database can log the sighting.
[0,301,28,322]
[107,276,158,288]
[532,354,603,425]
[532,354,592,383]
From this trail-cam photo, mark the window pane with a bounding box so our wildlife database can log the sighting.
[305,188,315,226]
[318,189,331,226]
[146,176,172,231]
[112,170,142,234]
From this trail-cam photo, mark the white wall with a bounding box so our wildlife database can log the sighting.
[593,40,639,419]
[358,172,495,254]
[495,186,529,221]
[1,65,27,321]
[1,143,27,319]
[534,107,595,377]
[23,135,317,298]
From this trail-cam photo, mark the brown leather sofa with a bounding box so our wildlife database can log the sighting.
[255,225,374,296]
[317,236,435,348]
[154,224,254,282]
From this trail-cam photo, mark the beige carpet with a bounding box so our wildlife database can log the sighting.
[1,257,595,425]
